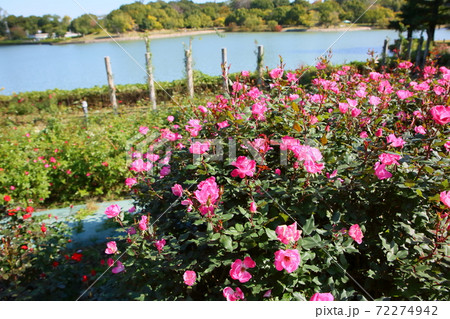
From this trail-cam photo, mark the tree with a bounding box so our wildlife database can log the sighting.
[119,2,151,31]
[70,14,100,35]
[284,4,310,26]
[314,0,343,27]
[250,0,275,10]
[9,26,27,39]
[341,0,367,22]
[268,6,290,24]
[362,5,395,27]
[105,10,136,34]
[396,0,450,42]
[230,0,252,10]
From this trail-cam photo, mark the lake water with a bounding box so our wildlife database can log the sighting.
[0,29,449,95]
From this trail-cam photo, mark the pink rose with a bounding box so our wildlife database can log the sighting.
[231,156,256,178]
[303,160,324,174]
[250,202,257,213]
[348,224,364,244]
[269,68,283,79]
[274,249,300,273]
[444,141,450,152]
[351,107,362,118]
[194,177,220,216]
[185,119,202,137]
[339,103,349,114]
[105,204,121,218]
[252,102,268,121]
[310,293,334,301]
[217,120,229,129]
[241,70,250,77]
[379,153,401,166]
[125,178,137,187]
[183,270,196,286]
[360,131,368,139]
[414,126,427,135]
[139,126,149,135]
[374,162,392,180]
[105,241,117,254]
[386,134,405,148]
[398,61,413,69]
[139,215,148,231]
[440,191,450,208]
[159,165,171,178]
[430,105,450,125]
[171,184,183,197]
[275,223,301,245]
[167,115,174,122]
[111,261,125,274]
[287,72,298,82]
[230,257,256,283]
[369,96,381,106]
[396,90,414,100]
[223,287,244,301]
[189,141,210,154]
[375,128,383,137]
[154,239,166,253]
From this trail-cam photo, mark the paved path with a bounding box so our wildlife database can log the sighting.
[35,199,134,248]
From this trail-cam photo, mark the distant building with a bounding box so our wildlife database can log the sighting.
[64,31,81,38]
[28,30,51,41]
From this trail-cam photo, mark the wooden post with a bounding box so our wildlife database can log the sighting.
[256,45,264,88]
[104,56,118,115]
[381,38,388,67]
[145,38,156,111]
[185,47,194,99]
[221,47,229,93]
[415,36,424,67]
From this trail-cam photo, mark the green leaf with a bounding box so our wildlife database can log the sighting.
[301,236,320,250]
[303,215,315,235]
[396,250,408,259]
[220,235,233,251]
[387,252,396,261]
[265,227,277,241]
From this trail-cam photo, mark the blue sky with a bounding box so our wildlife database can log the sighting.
[0,0,217,18]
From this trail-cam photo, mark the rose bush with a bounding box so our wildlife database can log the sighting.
[0,197,106,300]
[0,111,169,207]
[94,58,449,301]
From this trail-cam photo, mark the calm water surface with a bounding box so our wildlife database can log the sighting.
[0,29,449,95]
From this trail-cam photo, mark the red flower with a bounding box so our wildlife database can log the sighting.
[7,209,17,216]
[82,275,88,282]
[23,213,32,220]
[21,245,28,250]
[64,255,69,260]
[3,195,11,202]
[25,206,34,213]
[52,261,59,268]
[71,252,83,262]
[41,225,47,233]
[101,162,109,167]
[91,269,97,276]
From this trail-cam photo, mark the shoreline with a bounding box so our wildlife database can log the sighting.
[1,26,379,46]
[53,29,225,45]
[1,25,448,46]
